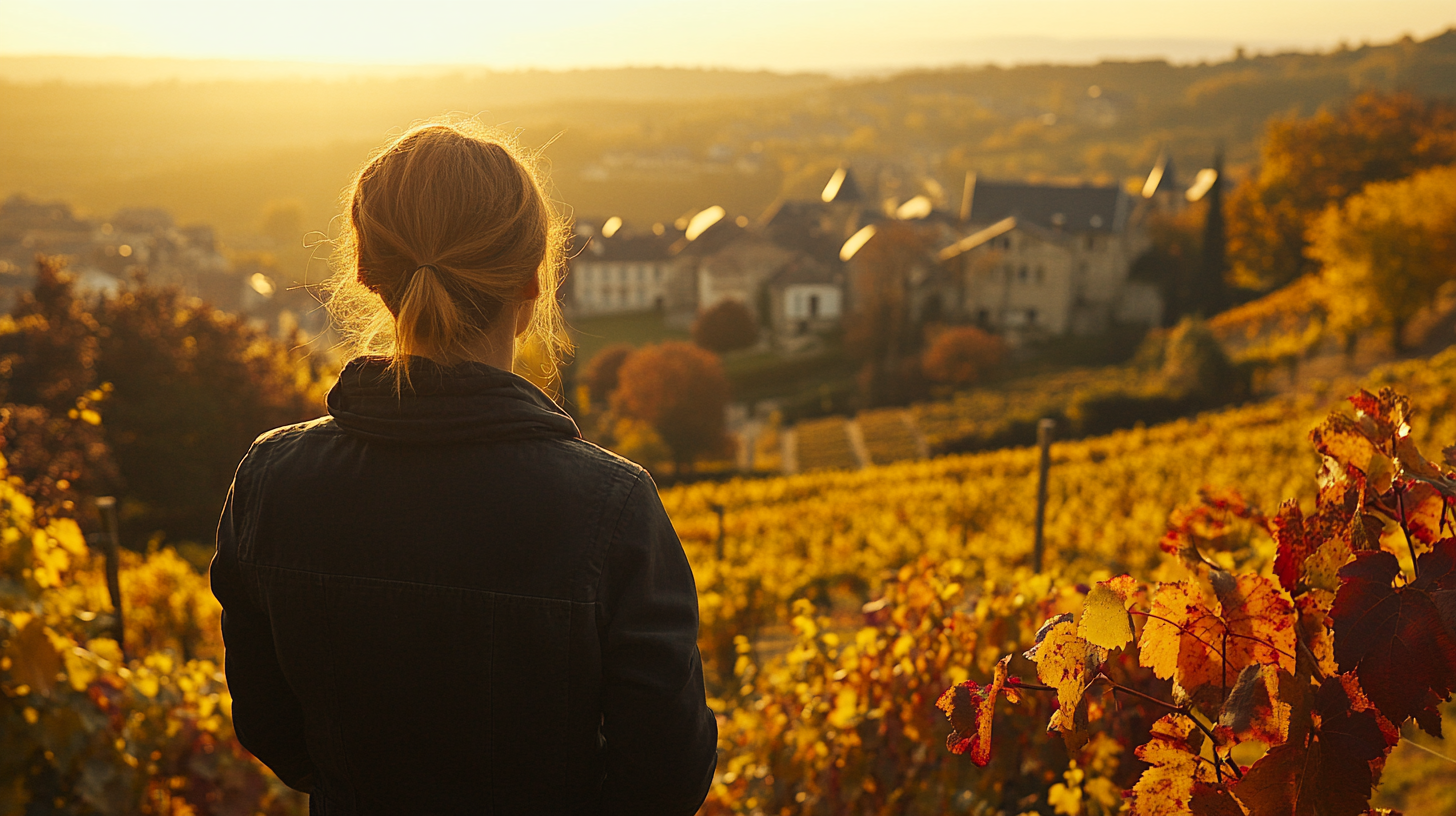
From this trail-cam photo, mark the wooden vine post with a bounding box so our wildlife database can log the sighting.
[94,496,126,660]
[1032,418,1055,573]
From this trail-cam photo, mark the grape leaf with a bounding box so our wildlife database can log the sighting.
[1190,782,1248,816]
[1033,619,1104,747]
[1161,490,1265,569]
[1311,413,1380,477]
[10,617,62,697]
[1125,714,1217,816]
[1140,576,1295,695]
[1271,500,1320,595]
[936,655,1014,766]
[1231,675,1392,816]
[1022,612,1073,661]
[1218,663,1291,745]
[1079,574,1138,651]
[1348,388,1409,443]
[1330,539,1456,733]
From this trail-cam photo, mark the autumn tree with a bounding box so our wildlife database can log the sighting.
[921,326,1006,387]
[0,258,118,517]
[612,342,730,473]
[0,258,327,546]
[94,276,327,544]
[844,221,937,406]
[580,343,636,408]
[692,298,758,354]
[1309,165,1456,353]
[1227,91,1456,290]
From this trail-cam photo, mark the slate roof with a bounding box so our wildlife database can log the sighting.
[575,231,677,262]
[966,180,1129,234]
[768,255,840,289]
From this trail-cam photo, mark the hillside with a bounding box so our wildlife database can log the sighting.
[2,30,1453,251]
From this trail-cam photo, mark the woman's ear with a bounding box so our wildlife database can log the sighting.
[513,298,534,337]
[513,274,540,337]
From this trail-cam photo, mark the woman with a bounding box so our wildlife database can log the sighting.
[210,122,718,815]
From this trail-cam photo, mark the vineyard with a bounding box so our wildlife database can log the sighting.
[6,349,1456,813]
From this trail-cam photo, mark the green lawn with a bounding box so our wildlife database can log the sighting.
[566,310,688,368]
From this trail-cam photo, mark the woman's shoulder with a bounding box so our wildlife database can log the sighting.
[552,436,648,478]
[251,416,340,449]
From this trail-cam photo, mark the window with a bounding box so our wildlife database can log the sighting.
[1084,234,1097,251]
[1027,308,1038,324]
[1017,265,1029,282]
[809,294,820,318]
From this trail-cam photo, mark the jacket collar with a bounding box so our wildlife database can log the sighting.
[326,356,581,445]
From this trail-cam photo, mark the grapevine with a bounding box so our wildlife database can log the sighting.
[939,385,1456,815]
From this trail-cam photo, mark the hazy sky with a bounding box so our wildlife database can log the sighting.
[4,0,1454,72]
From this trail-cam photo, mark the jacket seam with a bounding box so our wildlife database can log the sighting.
[594,470,649,625]
[243,561,594,605]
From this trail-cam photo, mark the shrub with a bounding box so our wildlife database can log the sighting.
[692,299,758,354]
[921,326,1006,387]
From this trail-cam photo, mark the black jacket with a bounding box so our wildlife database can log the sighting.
[210,357,717,815]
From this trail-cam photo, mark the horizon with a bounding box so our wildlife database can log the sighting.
[3,0,1455,79]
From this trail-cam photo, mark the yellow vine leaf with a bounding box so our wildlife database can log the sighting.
[1078,574,1138,651]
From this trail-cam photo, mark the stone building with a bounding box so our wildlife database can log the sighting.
[940,179,1161,340]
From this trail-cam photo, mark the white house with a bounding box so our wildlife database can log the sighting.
[568,227,676,315]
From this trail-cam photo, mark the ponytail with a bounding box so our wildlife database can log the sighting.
[325,119,571,393]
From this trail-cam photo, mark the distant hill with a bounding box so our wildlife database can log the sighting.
[1,30,1452,256]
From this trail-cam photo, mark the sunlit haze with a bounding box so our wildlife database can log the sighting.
[3,0,1455,76]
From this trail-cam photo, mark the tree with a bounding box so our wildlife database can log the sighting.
[692,299,758,354]
[1309,165,1456,353]
[612,342,731,473]
[581,343,636,407]
[1193,149,1230,315]
[95,276,327,544]
[1158,317,1242,403]
[0,258,327,546]
[1129,207,1204,325]
[844,221,937,406]
[1227,92,1456,290]
[921,326,1006,387]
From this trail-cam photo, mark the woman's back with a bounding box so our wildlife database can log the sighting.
[211,123,717,814]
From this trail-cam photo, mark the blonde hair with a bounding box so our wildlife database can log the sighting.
[325,119,570,390]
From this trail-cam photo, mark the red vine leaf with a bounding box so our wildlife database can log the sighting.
[1231,675,1393,816]
[1271,500,1320,595]
[1190,782,1249,816]
[936,655,1014,766]
[1330,538,1456,733]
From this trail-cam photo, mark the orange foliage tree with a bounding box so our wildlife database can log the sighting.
[1226,91,1456,290]
[921,326,1006,388]
[612,342,731,472]
[580,342,636,408]
[1309,164,1456,352]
